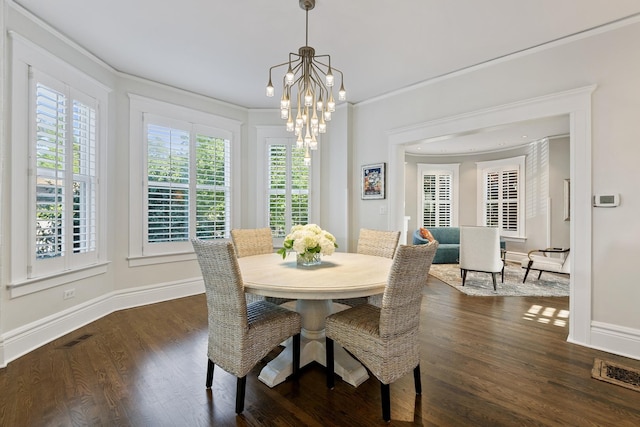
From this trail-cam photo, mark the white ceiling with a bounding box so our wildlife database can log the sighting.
[14,0,640,154]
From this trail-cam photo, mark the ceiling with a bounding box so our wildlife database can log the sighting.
[14,0,640,154]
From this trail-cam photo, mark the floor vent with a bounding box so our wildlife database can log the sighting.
[592,358,640,392]
[61,333,93,349]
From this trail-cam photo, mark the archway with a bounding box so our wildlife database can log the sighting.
[386,86,595,347]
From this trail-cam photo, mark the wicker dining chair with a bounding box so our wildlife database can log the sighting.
[230,228,291,306]
[191,239,302,414]
[334,228,401,308]
[325,241,438,422]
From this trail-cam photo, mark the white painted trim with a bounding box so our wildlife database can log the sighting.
[0,278,204,368]
[588,321,640,362]
[388,85,595,350]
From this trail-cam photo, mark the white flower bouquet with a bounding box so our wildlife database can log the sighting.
[276,224,338,263]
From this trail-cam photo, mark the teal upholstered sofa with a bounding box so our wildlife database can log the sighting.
[413,227,505,264]
[413,227,460,264]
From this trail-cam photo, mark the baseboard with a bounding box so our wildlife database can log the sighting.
[587,321,640,361]
[0,277,204,368]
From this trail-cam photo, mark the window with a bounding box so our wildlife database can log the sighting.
[34,78,97,266]
[143,115,231,253]
[477,156,525,238]
[417,164,459,228]
[9,33,109,296]
[267,139,310,238]
[128,95,241,263]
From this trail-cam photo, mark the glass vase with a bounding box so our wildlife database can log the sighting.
[296,252,322,267]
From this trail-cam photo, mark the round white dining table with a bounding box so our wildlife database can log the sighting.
[237,252,393,388]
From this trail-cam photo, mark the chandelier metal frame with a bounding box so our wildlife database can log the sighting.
[266,0,346,165]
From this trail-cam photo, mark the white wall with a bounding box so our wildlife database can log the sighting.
[351,19,640,356]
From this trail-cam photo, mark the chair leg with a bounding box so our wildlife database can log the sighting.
[381,383,391,422]
[326,337,335,389]
[538,270,543,280]
[235,376,246,414]
[461,269,467,286]
[491,272,497,291]
[292,333,301,380]
[206,359,214,388]
[522,261,533,283]
[413,365,422,395]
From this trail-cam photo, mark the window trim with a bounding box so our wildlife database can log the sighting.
[8,32,109,297]
[476,156,526,238]
[128,94,242,266]
[416,163,460,228]
[255,126,319,247]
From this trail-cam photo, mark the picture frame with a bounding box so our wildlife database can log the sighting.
[361,163,386,200]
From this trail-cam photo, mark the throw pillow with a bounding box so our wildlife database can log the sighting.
[419,227,434,241]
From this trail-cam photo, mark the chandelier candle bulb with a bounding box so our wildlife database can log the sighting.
[266,0,346,163]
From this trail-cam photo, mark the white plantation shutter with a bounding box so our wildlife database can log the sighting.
[437,174,452,227]
[268,139,310,238]
[195,133,230,239]
[268,145,287,237]
[290,146,310,226]
[422,174,436,227]
[31,71,99,278]
[35,82,67,260]
[502,169,518,232]
[144,115,232,252]
[71,99,97,254]
[147,123,190,243]
[419,167,455,228]
[485,172,499,227]
[478,157,524,238]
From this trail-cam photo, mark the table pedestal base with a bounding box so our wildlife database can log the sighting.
[257,299,369,388]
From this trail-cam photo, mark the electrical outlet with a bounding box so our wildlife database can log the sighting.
[63,289,75,300]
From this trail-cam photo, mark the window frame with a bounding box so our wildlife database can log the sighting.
[8,32,110,297]
[476,156,526,239]
[416,163,460,228]
[256,126,319,247]
[128,95,241,266]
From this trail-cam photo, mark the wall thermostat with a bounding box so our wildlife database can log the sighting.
[593,193,620,207]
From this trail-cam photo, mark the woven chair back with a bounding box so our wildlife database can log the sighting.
[356,228,401,259]
[380,242,438,338]
[230,228,273,258]
[191,240,248,333]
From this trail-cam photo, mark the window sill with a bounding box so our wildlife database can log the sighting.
[8,262,110,298]
[502,236,527,243]
[127,251,197,267]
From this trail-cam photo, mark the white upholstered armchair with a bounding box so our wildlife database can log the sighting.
[459,226,504,291]
[521,248,570,283]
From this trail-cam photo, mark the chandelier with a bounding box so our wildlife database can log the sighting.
[266,0,346,165]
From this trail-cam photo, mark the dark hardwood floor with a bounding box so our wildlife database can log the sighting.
[2,276,639,426]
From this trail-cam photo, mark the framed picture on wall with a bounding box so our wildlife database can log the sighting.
[361,163,386,199]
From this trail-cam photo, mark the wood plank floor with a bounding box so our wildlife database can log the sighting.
[2,276,640,426]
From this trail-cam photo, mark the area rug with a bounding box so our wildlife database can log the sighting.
[429,262,570,297]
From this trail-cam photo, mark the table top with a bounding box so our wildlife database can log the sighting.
[237,252,392,300]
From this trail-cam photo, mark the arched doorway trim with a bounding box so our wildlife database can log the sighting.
[387,85,596,346]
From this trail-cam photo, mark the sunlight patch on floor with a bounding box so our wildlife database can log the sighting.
[523,304,569,327]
